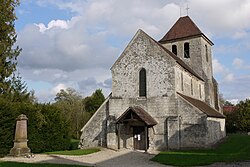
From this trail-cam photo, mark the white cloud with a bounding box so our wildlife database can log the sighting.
[224,73,234,82]
[52,83,68,94]
[227,99,239,105]
[232,58,243,69]
[35,20,70,33]
[213,59,225,74]
[17,18,119,72]
[232,57,250,69]
[213,59,235,82]
[190,0,250,38]
[232,31,248,39]
[220,75,250,102]
[16,0,250,102]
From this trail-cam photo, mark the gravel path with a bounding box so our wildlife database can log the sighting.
[1,148,168,167]
[1,148,250,167]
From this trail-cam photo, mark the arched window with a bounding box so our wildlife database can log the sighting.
[205,45,208,62]
[172,45,177,55]
[184,42,190,58]
[139,68,146,97]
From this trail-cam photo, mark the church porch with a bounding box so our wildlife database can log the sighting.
[116,106,157,152]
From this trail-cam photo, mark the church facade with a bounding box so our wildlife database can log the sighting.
[79,16,226,151]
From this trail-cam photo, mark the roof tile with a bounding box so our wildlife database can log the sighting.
[116,106,157,126]
[159,16,213,45]
[177,92,225,118]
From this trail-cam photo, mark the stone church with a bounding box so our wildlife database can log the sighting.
[79,16,226,151]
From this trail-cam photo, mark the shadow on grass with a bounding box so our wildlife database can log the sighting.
[151,134,250,166]
[0,161,89,167]
[45,148,100,156]
[38,154,93,166]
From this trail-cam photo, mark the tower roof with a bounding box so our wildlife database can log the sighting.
[159,16,213,45]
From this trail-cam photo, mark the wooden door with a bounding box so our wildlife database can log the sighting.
[133,126,146,150]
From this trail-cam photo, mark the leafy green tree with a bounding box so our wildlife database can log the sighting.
[224,100,234,106]
[225,99,250,133]
[225,110,238,133]
[0,98,71,156]
[0,0,21,94]
[84,89,105,114]
[234,99,250,132]
[54,88,85,139]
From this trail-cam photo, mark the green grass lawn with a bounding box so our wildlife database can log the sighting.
[0,147,99,167]
[0,161,88,167]
[45,148,100,156]
[152,134,250,166]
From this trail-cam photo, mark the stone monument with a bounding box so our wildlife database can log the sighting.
[10,114,31,156]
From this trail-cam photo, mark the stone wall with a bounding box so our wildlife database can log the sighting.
[108,97,177,150]
[79,95,110,148]
[175,64,205,101]
[162,37,203,76]
[177,94,225,148]
[162,37,217,109]
[206,117,226,145]
[177,95,208,148]
[111,29,176,99]
[108,29,181,151]
[161,37,213,79]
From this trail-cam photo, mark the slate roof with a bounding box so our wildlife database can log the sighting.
[116,106,157,126]
[159,16,213,45]
[177,92,225,118]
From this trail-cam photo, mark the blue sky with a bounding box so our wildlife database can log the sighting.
[15,0,250,103]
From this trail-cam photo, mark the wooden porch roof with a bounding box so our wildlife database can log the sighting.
[116,106,157,126]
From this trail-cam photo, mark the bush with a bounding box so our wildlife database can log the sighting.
[0,98,71,157]
[0,98,17,157]
[235,99,250,132]
[26,104,71,153]
[225,99,250,133]
[225,111,238,133]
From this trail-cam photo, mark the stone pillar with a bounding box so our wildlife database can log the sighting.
[10,114,31,156]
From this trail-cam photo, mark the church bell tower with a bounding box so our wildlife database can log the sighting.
[159,16,220,110]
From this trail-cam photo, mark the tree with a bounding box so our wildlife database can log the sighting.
[84,89,105,114]
[7,73,35,102]
[234,99,250,132]
[54,88,85,139]
[0,97,71,156]
[224,101,234,106]
[225,99,250,133]
[0,0,21,94]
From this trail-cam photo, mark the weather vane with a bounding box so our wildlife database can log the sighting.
[186,3,190,16]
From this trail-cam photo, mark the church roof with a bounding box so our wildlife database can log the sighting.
[116,106,157,126]
[177,92,225,118]
[159,16,213,45]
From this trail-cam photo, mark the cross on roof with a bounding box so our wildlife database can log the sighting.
[186,4,190,16]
